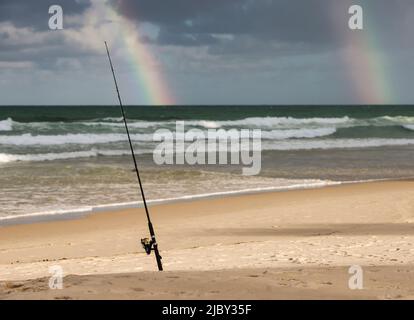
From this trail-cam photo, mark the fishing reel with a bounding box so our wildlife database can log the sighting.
[141,237,156,255]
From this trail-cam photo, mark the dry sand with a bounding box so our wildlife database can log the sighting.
[1,180,414,299]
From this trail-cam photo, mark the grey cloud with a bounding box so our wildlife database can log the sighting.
[0,0,96,71]
[157,30,219,46]
[111,0,414,54]
[112,0,337,44]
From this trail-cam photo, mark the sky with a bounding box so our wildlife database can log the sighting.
[1,0,414,105]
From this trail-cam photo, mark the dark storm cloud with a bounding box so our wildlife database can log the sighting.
[1,0,413,60]
[0,0,90,30]
[157,32,219,46]
[110,0,414,52]
[112,0,336,45]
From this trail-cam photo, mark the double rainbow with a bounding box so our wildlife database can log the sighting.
[102,1,392,105]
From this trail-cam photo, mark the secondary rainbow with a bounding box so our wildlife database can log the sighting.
[330,2,392,104]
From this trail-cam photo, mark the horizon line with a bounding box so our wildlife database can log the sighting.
[1,104,413,107]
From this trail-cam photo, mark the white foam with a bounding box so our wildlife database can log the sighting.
[0,118,13,131]
[0,149,151,163]
[0,127,335,146]
[85,119,222,129]
[0,116,352,132]
[261,127,336,139]
[6,115,414,132]
[378,116,414,125]
[262,138,414,150]
[0,133,156,145]
[216,116,352,128]
[82,120,161,129]
[403,124,414,131]
[194,115,414,129]
[98,117,123,122]
[2,137,414,164]
[195,120,221,129]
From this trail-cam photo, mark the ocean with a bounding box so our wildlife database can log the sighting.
[1,105,414,224]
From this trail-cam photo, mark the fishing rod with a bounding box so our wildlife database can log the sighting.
[104,41,163,271]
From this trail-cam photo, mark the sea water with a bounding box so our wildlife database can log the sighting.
[1,105,414,223]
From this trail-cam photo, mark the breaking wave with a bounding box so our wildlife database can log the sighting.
[0,127,337,146]
[1,115,414,163]
[262,138,414,151]
[403,124,414,131]
[2,138,414,163]
[3,115,414,131]
[261,127,336,139]
[0,118,13,131]
[0,149,143,163]
[2,115,414,132]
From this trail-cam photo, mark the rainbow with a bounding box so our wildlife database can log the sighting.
[330,2,392,105]
[102,0,175,105]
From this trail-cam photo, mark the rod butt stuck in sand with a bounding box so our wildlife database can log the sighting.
[104,41,163,271]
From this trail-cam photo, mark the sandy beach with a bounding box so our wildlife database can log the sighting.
[1,180,414,299]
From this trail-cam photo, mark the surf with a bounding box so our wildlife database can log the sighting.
[0,118,13,131]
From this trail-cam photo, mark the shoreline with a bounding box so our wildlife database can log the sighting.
[2,176,412,227]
